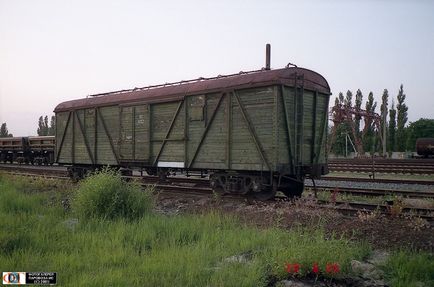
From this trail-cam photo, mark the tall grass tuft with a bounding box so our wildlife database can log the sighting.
[72,168,154,220]
[383,250,434,287]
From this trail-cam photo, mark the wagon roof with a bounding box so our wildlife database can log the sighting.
[0,137,25,141]
[28,136,55,140]
[54,67,330,112]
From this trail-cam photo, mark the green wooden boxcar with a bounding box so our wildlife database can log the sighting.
[54,67,330,199]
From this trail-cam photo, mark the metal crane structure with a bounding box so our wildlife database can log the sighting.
[328,103,384,157]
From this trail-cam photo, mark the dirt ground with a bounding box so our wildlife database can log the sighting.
[156,193,434,253]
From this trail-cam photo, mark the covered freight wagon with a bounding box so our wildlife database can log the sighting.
[54,66,330,200]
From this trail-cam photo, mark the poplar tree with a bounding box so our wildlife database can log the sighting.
[345,90,353,108]
[37,116,45,136]
[389,100,397,152]
[338,92,344,104]
[363,92,377,153]
[44,116,49,135]
[380,89,389,153]
[37,116,50,136]
[37,115,56,136]
[330,93,349,155]
[49,116,56,136]
[396,84,408,151]
[0,123,13,137]
[354,89,363,137]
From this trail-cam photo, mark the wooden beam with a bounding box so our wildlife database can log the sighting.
[184,97,188,168]
[72,111,75,164]
[94,108,97,164]
[55,111,71,161]
[97,108,120,165]
[316,95,328,164]
[311,91,318,164]
[132,107,136,160]
[149,104,152,163]
[226,92,232,169]
[188,93,224,169]
[75,111,95,165]
[280,85,295,173]
[274,87,278,165]
[152,100,184,166]
[294,74,298,165]
[299,75,305,165]
[234,92,271,170]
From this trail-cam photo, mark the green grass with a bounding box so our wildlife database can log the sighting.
[0,172,432,286]
[382,250,434,287]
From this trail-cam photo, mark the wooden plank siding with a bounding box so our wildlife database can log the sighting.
[188,93,226,169]
[55,84,329,174]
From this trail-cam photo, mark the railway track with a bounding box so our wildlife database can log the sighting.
[328,158,434,175]
[2,163,434,183]
[2,164,433,198]
[322,176,434,186]
[137,175,434,200]
[305,186,434,199]
[0,164,67,177]
[154,182,434,224]
[2,166,434,224]
[328,165,434,174]
[315,199,434,223]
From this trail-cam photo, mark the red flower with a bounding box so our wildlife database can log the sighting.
[286,263,301,274]
[325,262,340,274]
[312,262,319,274]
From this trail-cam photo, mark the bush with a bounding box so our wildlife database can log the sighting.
[72,168,154,220]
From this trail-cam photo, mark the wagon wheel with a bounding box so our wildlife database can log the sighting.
[281,181,304,198]
[212,186,226,195]
[145,168,157,176]
[210,175,227,195]
[252,179,277,201]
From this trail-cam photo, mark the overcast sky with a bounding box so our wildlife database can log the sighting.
[1,0,433,136]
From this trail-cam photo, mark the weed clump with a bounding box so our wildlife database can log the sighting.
[73,168,154,220]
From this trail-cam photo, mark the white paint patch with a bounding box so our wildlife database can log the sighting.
[157,161,185,168]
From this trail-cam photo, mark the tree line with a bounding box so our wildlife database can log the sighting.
[37,115,56,136]
[0,115,56,138]
[0,123,13,137]
[330,84,434,156]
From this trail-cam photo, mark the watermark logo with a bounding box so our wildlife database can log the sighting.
[2,272,56,285]
[3,272,26,285]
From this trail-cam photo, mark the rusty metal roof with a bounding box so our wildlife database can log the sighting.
[54,67,330,112]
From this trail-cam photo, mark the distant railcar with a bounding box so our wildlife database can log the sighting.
[28,136,56,165]
[0,136,55,165]
[54,66,331,200]
[416,138,434,157]
[0,137,28,163]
